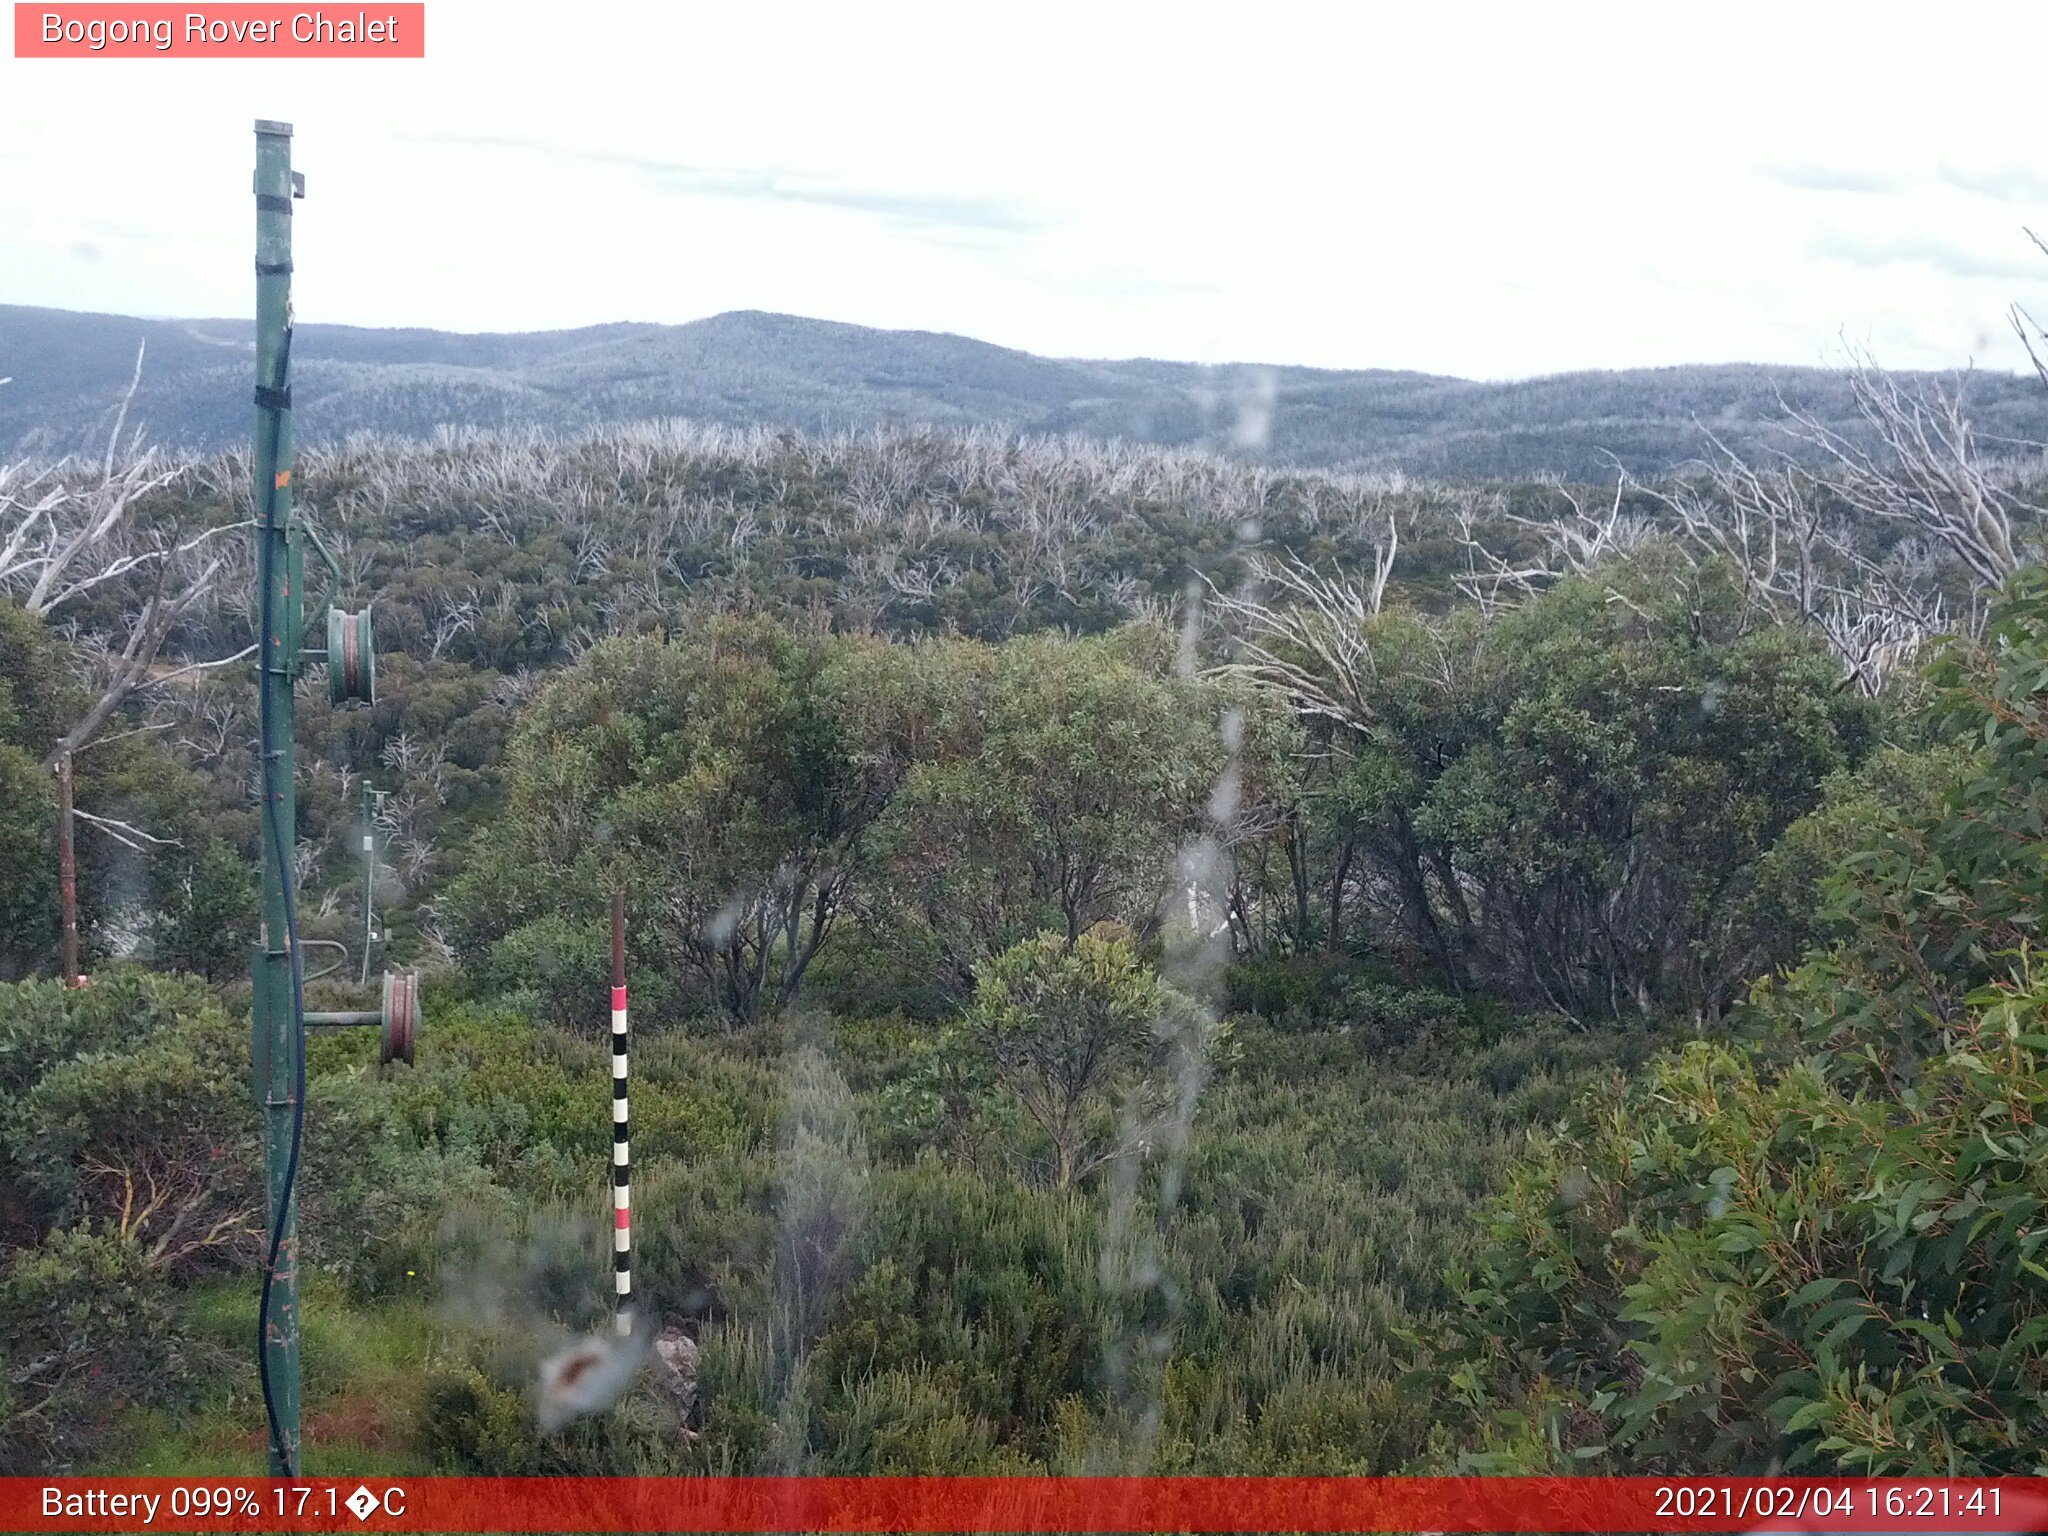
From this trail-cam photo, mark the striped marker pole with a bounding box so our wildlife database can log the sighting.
[610,890,633,1338]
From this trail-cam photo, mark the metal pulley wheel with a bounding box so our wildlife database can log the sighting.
[329,606,376,705]
[380,969,417,1065]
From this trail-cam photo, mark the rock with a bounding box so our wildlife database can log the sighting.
[652,1324,700,1439]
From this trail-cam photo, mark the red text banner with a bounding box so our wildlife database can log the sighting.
[10,1477,2048,1533]
[13,4,425,57]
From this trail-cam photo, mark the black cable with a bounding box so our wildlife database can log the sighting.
[254,321,306,1476]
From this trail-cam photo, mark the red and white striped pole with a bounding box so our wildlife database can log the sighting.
[610,890,633,1338]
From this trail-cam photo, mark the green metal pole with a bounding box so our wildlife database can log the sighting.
[252,116,302,1477]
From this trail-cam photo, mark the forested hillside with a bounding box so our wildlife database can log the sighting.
[6,372,2048,1477]
[7,303,2044,481]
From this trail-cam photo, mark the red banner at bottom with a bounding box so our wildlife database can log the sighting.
[11,1476,2048,1533]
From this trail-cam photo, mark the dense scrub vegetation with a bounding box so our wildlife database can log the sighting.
[4,404,2048,1477]
[1451,573,2048,1474]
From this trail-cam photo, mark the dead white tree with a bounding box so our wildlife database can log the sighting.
[884,554,958,607]
[1651,436,1955,695]
[1452,356,2038,695]
[0,348,249,977]
[1203,517,1398,734]
[424,586,481,659]
[1,351,251,768]
[2009,227,2048,392]
[1782,354,2032,590]
[1661,353,2036,691]
[1452,473,1656,614]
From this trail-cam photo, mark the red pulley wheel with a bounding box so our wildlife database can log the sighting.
[380,970,417,1065]
[328,606,376,706]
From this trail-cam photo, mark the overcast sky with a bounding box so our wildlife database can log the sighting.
[4,1,2046,379]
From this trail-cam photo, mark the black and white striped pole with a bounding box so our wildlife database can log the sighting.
[610,890,633,1338]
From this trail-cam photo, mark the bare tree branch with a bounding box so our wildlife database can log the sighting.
[72,809,182,853]
[1203,529,1398,734]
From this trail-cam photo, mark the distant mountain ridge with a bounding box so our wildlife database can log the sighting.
[3,304,2041,482]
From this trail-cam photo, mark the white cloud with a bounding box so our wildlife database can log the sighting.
[2,0,2045,378]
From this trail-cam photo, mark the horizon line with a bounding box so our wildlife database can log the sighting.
[4,300,2032,389]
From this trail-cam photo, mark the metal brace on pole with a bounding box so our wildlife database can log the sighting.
[359,778,387,985]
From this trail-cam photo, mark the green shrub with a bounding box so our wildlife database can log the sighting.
[0,741,56,983]
[811,1162,1100,1451]
[1224,951,1370,1026]
[0,968,216,1105]
[373,1002,748,1201]
[0,1226,207,1472]
[299,1067,499,1296]
[812,1364,1035,1473]
[417,1363,539,1473]
[478,916,612,1036]
[1451,569,2048,1475]
[1338,981,1468,1052]
[958,926,1213,1191]
[1,971,258,1274]
[148,838,256,983]
[1457,1010,2048,1474]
